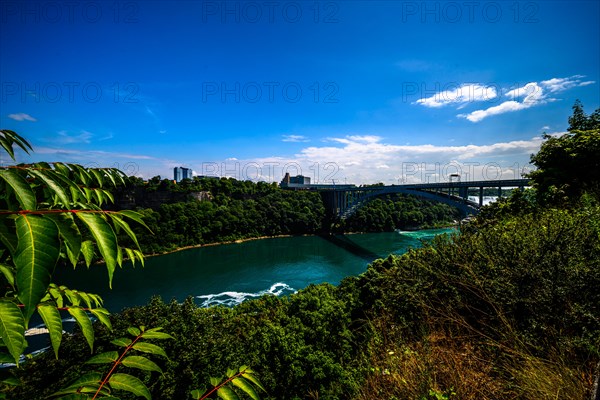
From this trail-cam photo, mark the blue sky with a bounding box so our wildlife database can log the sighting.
[1,0,599,184]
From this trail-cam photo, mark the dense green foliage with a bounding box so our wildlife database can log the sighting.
[341,194,460,232]
[133,181,325,254]
[8,204,600,399]
[0,130,148,365]
[528,101,600,205]
[0,131,177,399]
[51,326,173,400]
[4,102,600,399]
[118,178,459,254]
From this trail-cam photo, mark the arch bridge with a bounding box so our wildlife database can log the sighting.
[297,179,530,219]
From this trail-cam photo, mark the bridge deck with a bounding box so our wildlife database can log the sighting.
[304,179,531,219]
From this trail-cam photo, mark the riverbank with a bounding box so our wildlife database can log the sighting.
[142,222,459,259]
[143,234,302,258]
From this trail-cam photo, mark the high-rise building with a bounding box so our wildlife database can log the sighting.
[174,166,193,182]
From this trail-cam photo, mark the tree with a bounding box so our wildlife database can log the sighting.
[528,102,600,204]
[568,99,589,131]
[568,99,600,132]
[0,130,148,365]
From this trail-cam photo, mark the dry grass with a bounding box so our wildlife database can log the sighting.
[354,317,594,400]
[507,354,591,400]
[355,324,505,400]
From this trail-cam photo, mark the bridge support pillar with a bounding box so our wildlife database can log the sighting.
[479,187,484,207]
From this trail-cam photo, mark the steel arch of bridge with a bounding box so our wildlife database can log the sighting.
[317,179,530,219]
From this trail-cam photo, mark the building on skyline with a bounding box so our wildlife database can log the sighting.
[174,166,193,182]
[281,173,311,187]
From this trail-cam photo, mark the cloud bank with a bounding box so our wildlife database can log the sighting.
[414,75,595,122]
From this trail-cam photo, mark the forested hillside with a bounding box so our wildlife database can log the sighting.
[114,177,459,254]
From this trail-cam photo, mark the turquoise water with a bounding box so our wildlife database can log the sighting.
[54,228,455,311]
[5,228,455,357]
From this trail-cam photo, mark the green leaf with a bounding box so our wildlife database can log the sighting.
[64,289,81,306]
[140,327,173,340]
[71,164,92,186]
[0,263,15,288]
[86,351,119,364]
[132,342,168,358]
[102,189,115,203]
[111,215,141,249]
[226,368,236,378]
[117,246,123,267]
[45,213,81,268]
[210,376,221,387]
[49,285,64,308]
[90,308,112,331]
[111,337,132,348]
[15,214,60,322]
[124,248,136,267]
[0,130,33,159]
[80,240,94,267]
[52,162,72,177]
[53,372,102,396]
[29,169,71,207]
[1,376,20,386]
[121,355,162,373]
[94,188,105,206]
[127,327,141,337]
[67,307,94,353]
[90,169,104,188]
[0,300,26,364]
[78,292,92,309]
[232,377,260,400]
[190,388,207,399]
[109,373,151,400]
[134,250,145,267]
[217,385,240,400]
[242,372,266,393]
[38,303,63,359]
[87,293,104,307]
[0,169,36,210]
[76,212,118,287]
[140,331,173,340]
[69,185,83,204]
[118,210,153,233]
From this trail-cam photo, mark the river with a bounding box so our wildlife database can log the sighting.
[54,228,455,312]
[13,228,455,357]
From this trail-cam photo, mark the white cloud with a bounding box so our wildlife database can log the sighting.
[8,113,37,122]
[282,134,309,142]
[458,75,596,123]
[202,134,545,185]
[540,75,593,93]
[415,84,497,108]
[52,130,94,144]
[11,134,546,184]
[459,101,531,123]
[414,75,596,123]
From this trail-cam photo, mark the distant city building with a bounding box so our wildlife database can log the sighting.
[281,173,310,187]
[174,167,193,182]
